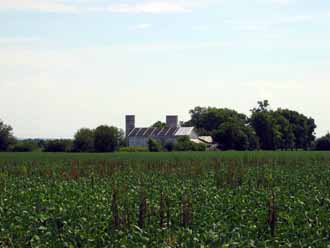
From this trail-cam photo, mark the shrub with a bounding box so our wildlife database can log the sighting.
[315,134,330,151]
[11,140,39,152]
[192,143,207,151]
[174,136,194,151]
[94,126,123,153]
[148,139,162,152]
[44,139,73,152]
[119,146,149,152]
[164,141,175,152]
[0,119,15,151]
[72,128,95,152]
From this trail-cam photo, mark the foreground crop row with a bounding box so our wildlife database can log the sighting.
[1,152,330,247]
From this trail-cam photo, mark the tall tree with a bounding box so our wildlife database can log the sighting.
[0,119,15,151]
[315,133,330,151]
[188,107,248,135]
[250,101,281,150]
[250,102,316,150]
[44,139,72,152]
[276,109,316,150]
[212,122,249,151]
[72,128,95,152]
[151,121,167,128]
[273,112,295,150]
[187,106,258,150]
[94,125,123,152]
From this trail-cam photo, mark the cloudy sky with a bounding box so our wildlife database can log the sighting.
[1,0,329,138]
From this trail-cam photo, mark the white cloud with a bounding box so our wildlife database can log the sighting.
[278,15,314,24]
[107,1,191,14]
[268,0,293,6]
[0,37,40,44]
[0,0,214,13]
[134,23,152,29]
[0,0,77,12]
[192,25,209,31]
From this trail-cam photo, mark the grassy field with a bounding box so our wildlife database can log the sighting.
[1,151,330,161]
[1,151,330,247]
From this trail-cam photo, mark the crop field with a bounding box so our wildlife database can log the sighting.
[1,151,330,247]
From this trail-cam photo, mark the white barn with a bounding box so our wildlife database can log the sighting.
[126,115,207,147]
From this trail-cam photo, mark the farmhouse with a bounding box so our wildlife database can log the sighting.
[126,115,212,147]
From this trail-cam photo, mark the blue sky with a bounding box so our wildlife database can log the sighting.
[0,0,329,138]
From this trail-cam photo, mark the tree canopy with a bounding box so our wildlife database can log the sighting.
[0,119,15,151]
[186,107,258,150]
[250,101,316,150]
[72,128,95,152]
[151,121,167,128]
[94,125,123,152]
[315,133,330,151]
[186,101,316,151]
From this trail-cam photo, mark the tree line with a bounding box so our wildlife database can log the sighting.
[185,100,318,151]
[1,100,330,152]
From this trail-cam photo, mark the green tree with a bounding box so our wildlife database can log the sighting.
[273,112,295,150]
[187,106,258,150]
[0,119,16,151]
[188,107,247,135]
[212,122,249,151]
[151,121,167,128]
[94,125,122,152]
[174,136,194,151]
[192,142,207,151]
[72,128,95,152]
[276,109,316,150]
[250,101,316,150]
[44,139,72,152]
[164,141,175,152]
[250,101,283,150]
[315,133,330,151]
[148,138,161,152]
[12,140,39,152]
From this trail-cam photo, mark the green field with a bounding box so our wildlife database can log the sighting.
[1,151,330,247]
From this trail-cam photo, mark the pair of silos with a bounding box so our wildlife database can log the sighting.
[125,115,179,136]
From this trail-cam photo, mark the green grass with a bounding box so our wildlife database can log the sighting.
[1,151,330,162]
[1,151,330,247]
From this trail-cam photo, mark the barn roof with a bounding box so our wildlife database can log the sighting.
[127,127,195,137]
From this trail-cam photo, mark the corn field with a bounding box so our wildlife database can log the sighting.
[1,151,330,247]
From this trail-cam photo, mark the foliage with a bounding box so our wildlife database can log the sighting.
[151,121,167,128]
[0,119,16,151]
[119,146,149,152]
[164,141,175,152]
[11,140,39,152]
[72,128,95,152]
[186,107,257,150]
[148,138,162,152]
[276,108,316,150]
[212,122,255,151]
[187,106,247,136]
[43,139,73,152]
[191,142,207,151]
[315,133,330,150]
[1,152,330,247]
[186,101,316,151]
[173,136,206,151]
[250,108,281,150]
[250,101,316,150]
[173,136,193,151]
[94,125,123,153]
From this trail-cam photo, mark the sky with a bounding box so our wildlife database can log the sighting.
[0,0,329,138]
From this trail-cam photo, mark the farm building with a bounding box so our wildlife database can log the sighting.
[125,115,213,147]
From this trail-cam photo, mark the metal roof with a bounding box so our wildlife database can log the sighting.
[175,127,194,136]
[127,127,194,137]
